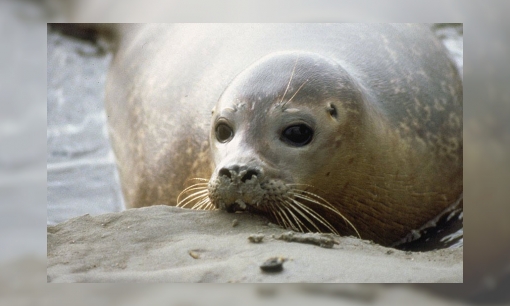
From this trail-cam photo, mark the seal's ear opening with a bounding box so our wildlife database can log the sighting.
[328,103,338,119]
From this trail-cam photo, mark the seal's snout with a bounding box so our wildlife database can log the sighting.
[218,165,261,183]
[209,164,266,212]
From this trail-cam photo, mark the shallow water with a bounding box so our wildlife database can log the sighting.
[47,26,123,225]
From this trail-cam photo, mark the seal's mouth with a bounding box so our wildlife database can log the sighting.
[224,199,264,214]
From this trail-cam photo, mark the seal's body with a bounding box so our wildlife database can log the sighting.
[105,24,462,246]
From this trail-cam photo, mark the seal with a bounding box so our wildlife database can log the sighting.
[104,24,462,247]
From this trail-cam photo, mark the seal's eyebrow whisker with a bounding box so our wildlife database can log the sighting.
[279,55,300,105]
[284,79,309,106]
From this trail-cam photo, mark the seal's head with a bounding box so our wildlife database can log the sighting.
[205,51,370,237]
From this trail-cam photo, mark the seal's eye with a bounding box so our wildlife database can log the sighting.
[281,124,314,147]
[215,123,234,143]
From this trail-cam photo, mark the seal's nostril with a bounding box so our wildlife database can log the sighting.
[241,169,259,183]
[219,168,232,179]
[219,165,258,182]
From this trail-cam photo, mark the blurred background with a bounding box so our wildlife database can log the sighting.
[2,0,510,305]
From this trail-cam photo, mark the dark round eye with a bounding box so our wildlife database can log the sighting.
[281,124,314,147]
[215,123,234,143]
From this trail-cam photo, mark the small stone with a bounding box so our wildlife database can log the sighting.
[260,257,286,273]
[188,250,200,259]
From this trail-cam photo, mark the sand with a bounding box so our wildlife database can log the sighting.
[47,205,462,283]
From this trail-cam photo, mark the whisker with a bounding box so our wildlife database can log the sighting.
[176,189,208,208]
[179,184,208,193]
[285,79,309,106]
[286,183,315,189]
[177,185,207,199]
[283,198,324,233]
[274,208,291,229]
[191,196,212,210]
[203,201,215,210]
[290,191,360,238]
[284,207,306,233]
[181,183,209,190]
[177,183,208,202]
[185,178,209,182]
[190,198,208,210]
[278,203,301,232]
[279,55,299,105]
[286,196,340,235]
[291,189,333,204]
[177,193,207,209]
[291,192,351,229]
[268,210,282,227]
[281,199,313,233]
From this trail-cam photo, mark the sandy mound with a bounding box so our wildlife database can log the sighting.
[47,206,462,283]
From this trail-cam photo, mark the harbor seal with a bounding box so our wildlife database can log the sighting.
[105,24,462,247]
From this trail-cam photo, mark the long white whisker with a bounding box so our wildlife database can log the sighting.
[290,191,360,238]
[177,185,208,198]
[287,183,315,188]
[191,196,212,210]
[268,210,282,227]
[186,178,209,182]
[283,198,324,233]
[281,199,313,233]
[287,196,340,235]
[278,202,301,232]
[203,201,215,210]
[274,208,291,229]
[292,189,335,204]
[292,192,357,235]
[279,56,299,105]
[177,189,208,207]
[285,79,309,105]
[178,193,208,209]
[177,184,208,202]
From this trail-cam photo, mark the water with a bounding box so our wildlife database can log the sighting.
[47,25,123,225]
